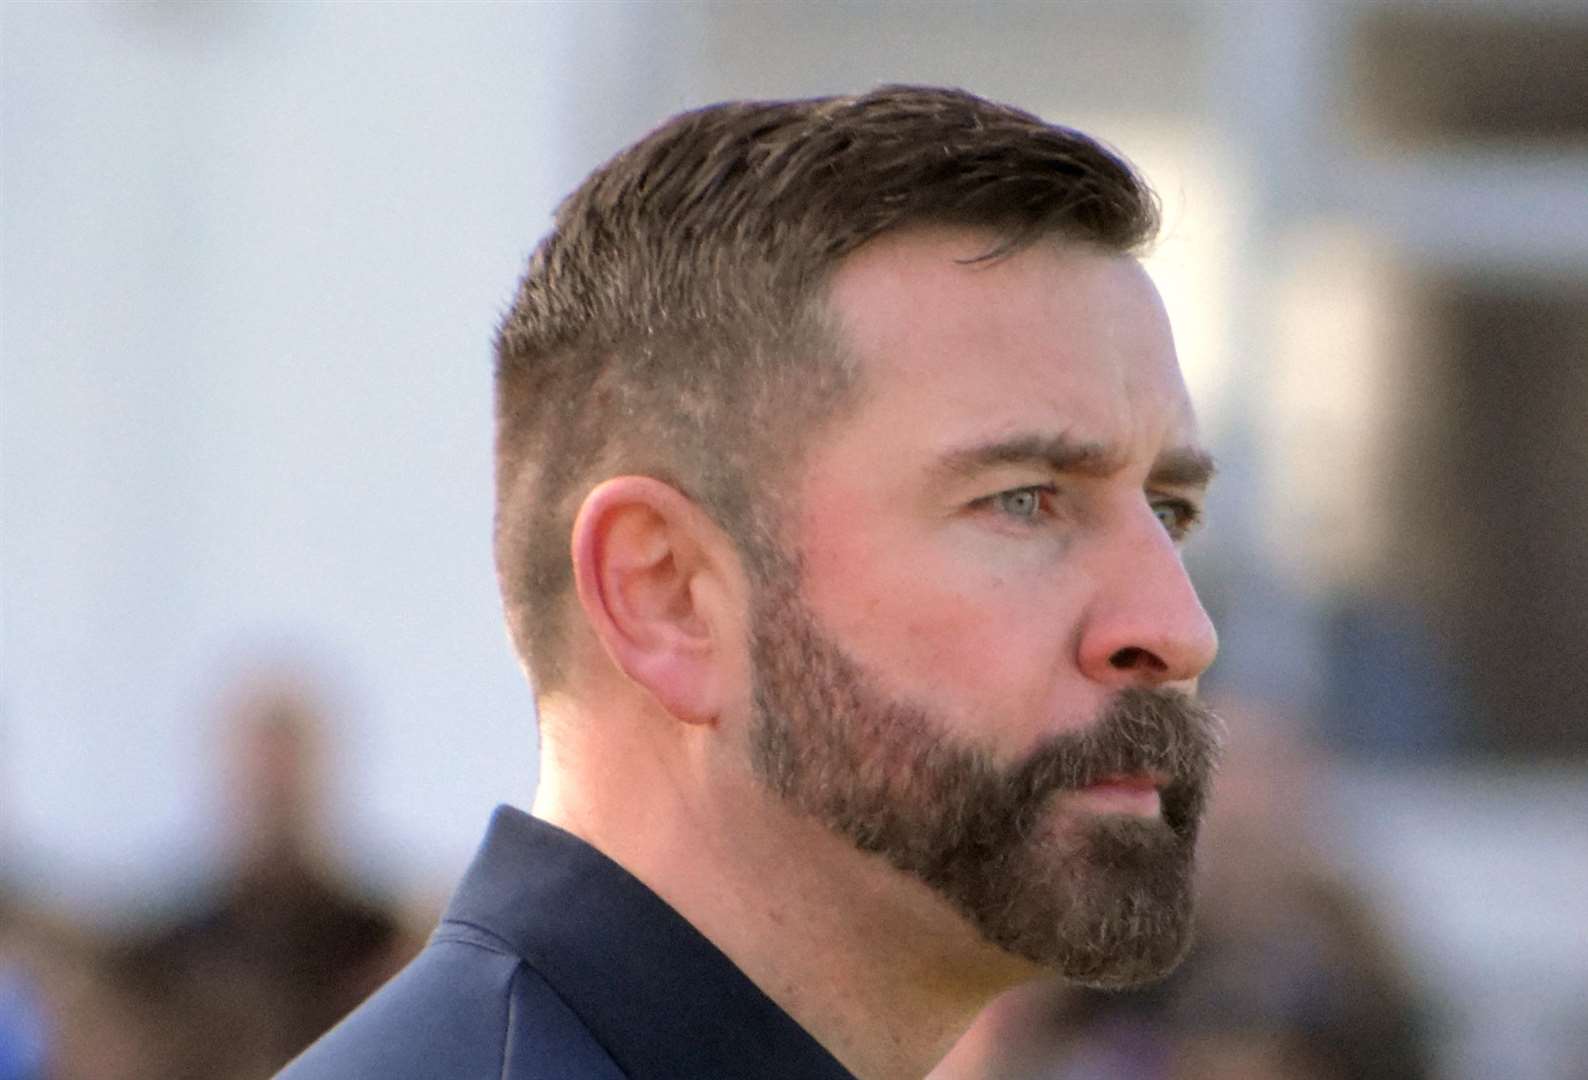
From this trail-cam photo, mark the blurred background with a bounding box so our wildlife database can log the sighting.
[3,2,1585,1078]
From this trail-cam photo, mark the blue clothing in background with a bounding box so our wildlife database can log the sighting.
[0,966,48,1080]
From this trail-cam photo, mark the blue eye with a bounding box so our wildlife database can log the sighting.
[994,487,1046,520]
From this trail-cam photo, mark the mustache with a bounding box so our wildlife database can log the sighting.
[1005,686,1225,836]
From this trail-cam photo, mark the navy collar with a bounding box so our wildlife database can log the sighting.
[443,805,857,1080]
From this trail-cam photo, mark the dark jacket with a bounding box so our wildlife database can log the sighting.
[277,806,855,1080]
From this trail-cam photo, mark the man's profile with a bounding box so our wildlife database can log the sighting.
[281,85,1223,1080]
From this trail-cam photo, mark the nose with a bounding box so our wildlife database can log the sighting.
[1076,510,1218,689]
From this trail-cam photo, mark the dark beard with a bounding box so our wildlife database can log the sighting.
[747,578,1223,987]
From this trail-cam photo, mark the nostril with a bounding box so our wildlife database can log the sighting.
[1109,646,1166,672]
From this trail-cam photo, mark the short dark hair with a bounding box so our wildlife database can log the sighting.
[494,84,1159,690]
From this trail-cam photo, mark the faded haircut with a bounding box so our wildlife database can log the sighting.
[494,84,1160,690]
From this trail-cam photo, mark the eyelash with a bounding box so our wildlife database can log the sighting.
[983,486,1202,541]
[985,485,1057,524]
[1152,497,1202,541]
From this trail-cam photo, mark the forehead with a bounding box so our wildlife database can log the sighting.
[820,228,1199,465]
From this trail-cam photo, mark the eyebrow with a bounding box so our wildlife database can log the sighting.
[1148,447,1217,490]
[935,433,1216,490]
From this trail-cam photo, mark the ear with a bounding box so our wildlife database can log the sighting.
[569,476,745,725]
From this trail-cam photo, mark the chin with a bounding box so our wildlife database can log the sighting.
[972,815,1201,989]
[1056,920,1198,990]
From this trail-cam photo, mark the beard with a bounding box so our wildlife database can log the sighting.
[746,575,1223,988]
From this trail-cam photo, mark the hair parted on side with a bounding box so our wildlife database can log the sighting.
[494,84,1160,690]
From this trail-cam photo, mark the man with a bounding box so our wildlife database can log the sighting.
[281,85,1222,1080]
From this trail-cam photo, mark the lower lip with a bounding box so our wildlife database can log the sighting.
[1071,777,1161,817]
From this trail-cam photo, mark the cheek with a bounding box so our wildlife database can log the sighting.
[799,513,1074,724]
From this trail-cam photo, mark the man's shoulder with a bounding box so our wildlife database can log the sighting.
[277,927,626,1080]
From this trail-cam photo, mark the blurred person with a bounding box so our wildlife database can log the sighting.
[27,928,165,1080]
[1161,871,1433,1080]
[108,671,415,1079]
[0,900,49,1080]
[283,85,1224,1080]
[0,884,160,1080]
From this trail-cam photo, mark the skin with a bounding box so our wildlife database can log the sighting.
[533,227,1218,1080]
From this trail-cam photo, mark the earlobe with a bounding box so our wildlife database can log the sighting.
[570,477,739,725]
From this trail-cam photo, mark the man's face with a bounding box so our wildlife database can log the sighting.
[746,230,1222,986]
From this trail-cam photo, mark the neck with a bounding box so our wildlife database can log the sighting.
[674,798,1032,1079]
[533,697,1033,1080]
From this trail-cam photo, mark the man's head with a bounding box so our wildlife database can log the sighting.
[494,85,1159,689]
[746,231,1222,986]
[495,86,1220,989]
